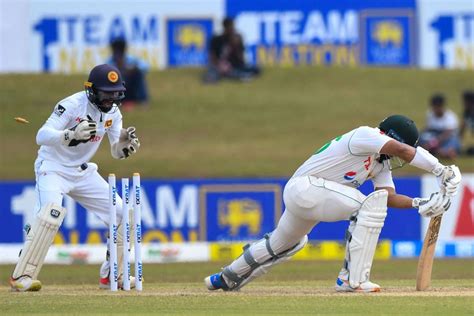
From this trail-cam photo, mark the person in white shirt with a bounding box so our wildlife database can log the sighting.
[460,91,474,155]
[10,64,140,292]
[419,94,461,159]
[205,115,462,293]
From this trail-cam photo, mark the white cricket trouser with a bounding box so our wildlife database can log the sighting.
[228,176,365,276]
[15,159,124,281]
[34,162,123,225]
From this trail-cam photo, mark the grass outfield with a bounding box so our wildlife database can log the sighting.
[1,260,473,315]
[0,67,473,180]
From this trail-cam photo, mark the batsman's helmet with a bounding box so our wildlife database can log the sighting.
[379,114,419,147]
[85,64,126,113]
[378,115,419,169]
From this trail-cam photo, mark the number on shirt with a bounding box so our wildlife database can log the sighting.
[315,135,342,154]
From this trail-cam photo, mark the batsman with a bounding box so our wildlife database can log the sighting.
[206,115,462,292]
[10,64,141,292]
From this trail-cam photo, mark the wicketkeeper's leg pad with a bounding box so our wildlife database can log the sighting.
[101,225,124,272]
[222,234,308,291]
[12,203,66,280]
[347,190,388,288]
[100,224,131,287]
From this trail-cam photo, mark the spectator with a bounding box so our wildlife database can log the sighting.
[460,90,474,155]
[107,38,149,110]
[419,94,461,159]
[204,17,261,83]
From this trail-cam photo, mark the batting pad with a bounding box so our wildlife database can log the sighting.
[13,203,66,280]
[103,224,128,280]
[348,190,387,288]
[224,234,308,291]
[236,235,308,291]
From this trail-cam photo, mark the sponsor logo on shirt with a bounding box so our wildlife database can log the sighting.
[344,171,357,181]
[54,104,66,116]
[105,119,112,128]
[364,156,372,171]
[50,209,61,218]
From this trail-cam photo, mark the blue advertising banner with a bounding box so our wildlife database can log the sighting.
[359,10,416,66]
[13,0,224,73]
[32,11,160,73]
[199,183,282,241]
[167,18,214,67]
[0,177,420,244]
[225,0,416,67]
[392,240,474,258]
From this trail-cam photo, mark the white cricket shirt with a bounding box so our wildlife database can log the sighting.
[36,91,122,169]
[426,109,459,131]
[292,126,395,188]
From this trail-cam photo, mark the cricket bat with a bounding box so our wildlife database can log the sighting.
[416,214,443,291]
[416,167,457,291]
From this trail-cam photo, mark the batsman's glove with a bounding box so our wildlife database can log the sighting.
[413,192,451,218]
[111,126,140,159]
[62,115,97,146]
[432,164,462,197]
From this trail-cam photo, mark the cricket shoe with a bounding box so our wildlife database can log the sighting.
[99,276,137,290]
[204,272,231,291]
[10,276,42,292]
[335,271,381,293]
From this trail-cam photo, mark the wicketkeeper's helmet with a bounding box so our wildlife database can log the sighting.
[85,64,126,113]
[378,114,419,147]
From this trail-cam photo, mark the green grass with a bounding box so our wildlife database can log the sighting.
[1,260,473,315]
[0,67,473,180]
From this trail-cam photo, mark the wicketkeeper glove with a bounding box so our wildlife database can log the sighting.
[111,126,140,159]
[413,192,451,218]
[62,116,97,146]
[432,164,462,196]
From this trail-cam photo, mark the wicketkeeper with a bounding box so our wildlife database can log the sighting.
[205,115,462,292]
[10,64,140,292]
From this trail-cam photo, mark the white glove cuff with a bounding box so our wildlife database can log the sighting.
[412,198,420,209]
[409,147,440,173]
[111,142,125,159]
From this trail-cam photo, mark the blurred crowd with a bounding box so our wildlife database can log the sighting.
[419,91,474,159]
[103,18,473,162]
[104,17,261,111]
[107,38,150,111]
[203,17,260,83]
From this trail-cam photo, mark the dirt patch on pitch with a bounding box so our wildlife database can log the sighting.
[238,286,474,297]
[4,284,473,298]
